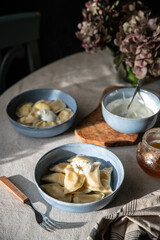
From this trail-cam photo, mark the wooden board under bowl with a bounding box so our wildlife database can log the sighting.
[74,85,141,147]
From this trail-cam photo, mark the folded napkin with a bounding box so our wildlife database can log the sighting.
[88,190,160,240]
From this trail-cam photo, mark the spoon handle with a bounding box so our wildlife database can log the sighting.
[127,79,144,110]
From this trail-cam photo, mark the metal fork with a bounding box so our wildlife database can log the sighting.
[0,176,86,232]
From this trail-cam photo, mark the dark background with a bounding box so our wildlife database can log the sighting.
[0,0,159,90]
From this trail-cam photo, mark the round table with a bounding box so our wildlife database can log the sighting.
[0,50,160,240]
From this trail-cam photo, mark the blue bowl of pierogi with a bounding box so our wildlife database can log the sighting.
[34,143,124,213]
[6,88,77,138]
[102,88,160,134]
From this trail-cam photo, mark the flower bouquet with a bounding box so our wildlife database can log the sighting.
[76,0,160,86]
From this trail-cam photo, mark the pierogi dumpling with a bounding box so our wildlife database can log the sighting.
[64,165,85,193]
[49,98,66,113]
[16,102,33,117]
[44,121,56,127]
[67,155,94,175]
[16,98,74,127]
[41,183,72,202]
[72,184,91,194]
[33,120,56,127]
[34,99,50,105]
[32,120,41,127]
[33,100,50,111]
[85,162,104,192]
[73,193,105,203]
[18,109,40,124]
[68,155,94,164]
[49,162,69,173]
[56,108,74,124]
[40,155,113,203]
[100,167,113,195]
[18,117,32,126]
[41,172,65,186]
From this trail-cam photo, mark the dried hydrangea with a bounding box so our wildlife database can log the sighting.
[76,0,111,53]
[76,0,160,84]
[115,11,160,80]
[76,0,149,54]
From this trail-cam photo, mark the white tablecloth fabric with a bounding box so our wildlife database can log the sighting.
[0,50,160,240]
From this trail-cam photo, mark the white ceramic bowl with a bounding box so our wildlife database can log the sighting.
[6,88,77,138]
[102,88,160,134]
[34,143,124,213]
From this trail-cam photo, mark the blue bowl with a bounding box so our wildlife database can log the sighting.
[6,89,77,138]
[102,88,160,134]
[34,143,124,213]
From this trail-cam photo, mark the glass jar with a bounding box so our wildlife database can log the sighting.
[137,128,160,178]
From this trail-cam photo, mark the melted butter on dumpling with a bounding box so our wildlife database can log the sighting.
[64,165,85,193]
[49,162,69,173]
[41,172,65,186]
[85,162,104,192]
[49,98,66,113]
[41,183,72,202]
[16,102,33,117]
[73,193,105,203]
[56,108,74,124]
[100,167,113,195]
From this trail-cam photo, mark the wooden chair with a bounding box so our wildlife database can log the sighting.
[0,12,41,94]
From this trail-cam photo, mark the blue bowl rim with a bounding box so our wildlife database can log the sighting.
[34,142,125,206]
[102,87,160,121]
[6,88,78,130]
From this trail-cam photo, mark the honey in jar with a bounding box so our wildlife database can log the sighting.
[149,142,160,149]
[137,128,160,178]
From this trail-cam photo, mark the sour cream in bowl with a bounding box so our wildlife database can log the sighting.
[102,88,160,134]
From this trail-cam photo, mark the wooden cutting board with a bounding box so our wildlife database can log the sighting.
[75,85,141,147]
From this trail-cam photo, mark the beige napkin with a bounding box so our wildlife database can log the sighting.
[88,190,160,240]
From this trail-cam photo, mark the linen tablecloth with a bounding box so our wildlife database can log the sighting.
[0,50,160,240]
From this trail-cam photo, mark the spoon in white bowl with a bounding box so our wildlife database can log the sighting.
[122,79,144,118]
